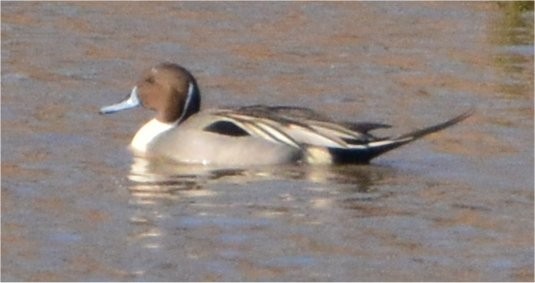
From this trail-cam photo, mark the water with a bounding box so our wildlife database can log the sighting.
[2,2,533,281]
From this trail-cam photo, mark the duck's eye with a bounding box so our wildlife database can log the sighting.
[145,76,155,84]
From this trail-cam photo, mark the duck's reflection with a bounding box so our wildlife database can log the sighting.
[124,155,397,274]
[127,155,397,212]
[128,156,391,196]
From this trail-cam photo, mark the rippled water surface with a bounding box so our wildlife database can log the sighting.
[2,2,533,281]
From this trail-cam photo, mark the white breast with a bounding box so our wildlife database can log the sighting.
[130,118,176,153]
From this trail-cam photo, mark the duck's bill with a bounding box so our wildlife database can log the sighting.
[100,86,141,114]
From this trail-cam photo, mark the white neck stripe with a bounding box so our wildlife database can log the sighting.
[177,82,195,124]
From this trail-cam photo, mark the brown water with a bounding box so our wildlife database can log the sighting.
[2,2,533,281]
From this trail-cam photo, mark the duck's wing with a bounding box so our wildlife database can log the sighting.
[207,106,375,149]
[343,122,392,134]
[202,106,473,164]
[231,105,331,122]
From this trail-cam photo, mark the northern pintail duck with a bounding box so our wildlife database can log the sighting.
[100,63,472,166]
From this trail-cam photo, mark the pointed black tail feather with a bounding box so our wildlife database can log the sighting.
[396,108,475,141]
[329,108,474,164]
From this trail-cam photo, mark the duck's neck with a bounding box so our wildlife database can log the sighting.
[130,81,201,154]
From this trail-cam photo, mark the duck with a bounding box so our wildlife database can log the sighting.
[100,62,473,166]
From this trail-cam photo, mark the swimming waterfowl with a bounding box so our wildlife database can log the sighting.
[100,62,472,166]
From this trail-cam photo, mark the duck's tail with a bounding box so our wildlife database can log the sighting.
[327,108,474,164]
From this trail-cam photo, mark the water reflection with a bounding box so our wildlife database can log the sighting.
[492,2,534,97]
[494,2,533,46]
[128,156,222,202]
[127,155,393,203]
[124,155,396,264]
